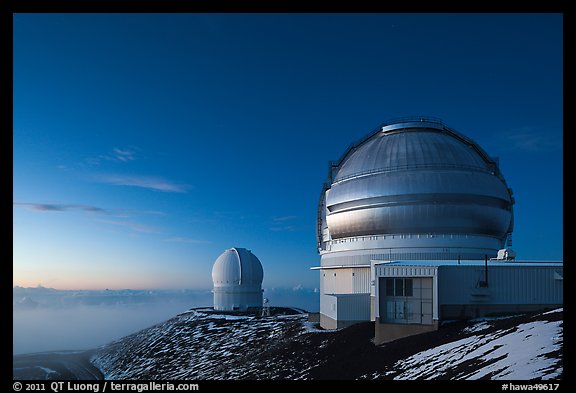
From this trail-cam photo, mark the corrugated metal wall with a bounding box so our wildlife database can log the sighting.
[353,267,371,293]
[320,267,370,294]
[320,293,371,322]
[438,265,563,305]
[336,293,371,321]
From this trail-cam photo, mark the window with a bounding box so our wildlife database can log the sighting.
[395,278,404,296]
[386,278,413,297]
[386,278,394,296]
[405,279,413,296]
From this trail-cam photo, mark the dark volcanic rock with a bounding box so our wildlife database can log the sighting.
[89,307,562,380]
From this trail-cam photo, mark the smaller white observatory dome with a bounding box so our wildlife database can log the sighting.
[211,248,264,312]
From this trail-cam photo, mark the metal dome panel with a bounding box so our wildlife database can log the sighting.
[211,248,264,287]
[333,130,489,183]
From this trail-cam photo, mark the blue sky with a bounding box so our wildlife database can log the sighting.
[13,13,563,290]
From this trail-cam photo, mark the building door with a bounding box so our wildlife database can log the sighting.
[420,277,433,324]
[380,276,433,325]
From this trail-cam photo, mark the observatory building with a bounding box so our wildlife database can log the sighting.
[314,117,562,334]
[212,247,264,312]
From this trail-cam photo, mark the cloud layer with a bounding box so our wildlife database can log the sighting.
[13,203,110,214]
[14,202,165,235]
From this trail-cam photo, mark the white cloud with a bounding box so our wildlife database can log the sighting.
[270,215,302,232]
[272,215,298,222]
[96,219,161,234]
[82,146,141,167]
[269,225,299,232]
[95,174,189,193]
[108,147,139,162]
[502,127,561,152]
[13,202,110,214]
[164,237,212,244]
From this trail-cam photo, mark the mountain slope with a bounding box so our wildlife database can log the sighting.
[91,307,562,380]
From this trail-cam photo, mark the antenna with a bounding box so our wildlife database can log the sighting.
[261,298,270,317]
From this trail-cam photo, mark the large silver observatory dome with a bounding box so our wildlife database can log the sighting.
[324,119,513,240]
[212,248,264,312]
[317,117,514,261]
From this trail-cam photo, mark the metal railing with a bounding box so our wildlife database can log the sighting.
[378,115,446,127]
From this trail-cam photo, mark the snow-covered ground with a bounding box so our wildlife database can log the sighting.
[394,318,563,380]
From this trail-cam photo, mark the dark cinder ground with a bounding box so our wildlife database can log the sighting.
[13,350,103,380]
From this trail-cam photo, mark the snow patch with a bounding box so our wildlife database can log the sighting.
[37,366,58,375]
[463,321,491,334]
[394,319,563,380]
[542,308,562,315]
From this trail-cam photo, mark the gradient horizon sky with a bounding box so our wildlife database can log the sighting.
[13,13,563,290]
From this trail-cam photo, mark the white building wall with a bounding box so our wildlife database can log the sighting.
[319,267,371,294]
[321,270,335,294]
[318,265,372,328]
[320,293,337,321]
[213,286,263,311]
[334,269,352,293]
